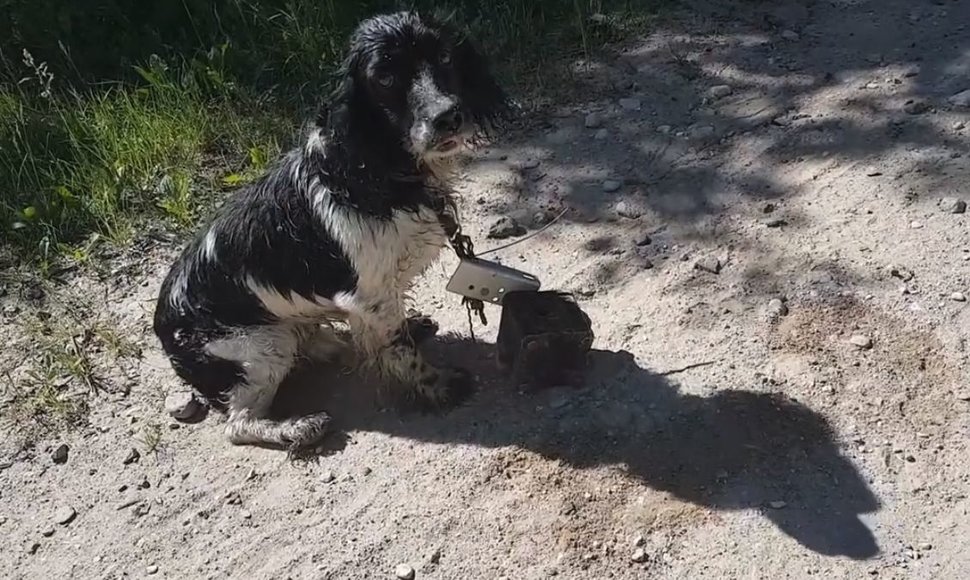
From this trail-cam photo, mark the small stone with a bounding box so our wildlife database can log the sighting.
[707,84,732,99]
[950,292,967,302]
[635,234,652,247]
[362,467,372,476]
[954,121,966,131]
[395,564,416,580]
[602,180,623,193]
[890,267,915,282]
[947,89,970,108]
[763,217,787,228]
[619,97,642,111]
[51,444,69,465]
[910,221,923,229]
[688,125,716,140]
[487,216,525,240]
[904,100,930,115]
[905,454,916,463]
[54,506,76,526]
[584,112,603,128]
[938,197,967,214]
[241,510,252,520]
[694,257,722,274]
[631,548,648,563]
[763,203,777,214]
[767,299,789,317]
[656,125,672,134]
[521,158,541,170]
[849,335,873,349]
[633,534,646,547]
[146,564,159,575]
[593,128,609,140]
[322,471,336,483]
[165,390,203,421]
[614,200,642,219]
[956,392,970,402]
[919,543,933,551]
[780,30,800,41]
[769,500,787,509]
[41,526,55,537]
[123,448,141,465]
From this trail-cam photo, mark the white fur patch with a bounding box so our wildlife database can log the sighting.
[245,276,347,321]
[200,228,218,262]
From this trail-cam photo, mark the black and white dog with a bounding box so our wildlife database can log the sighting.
[153,12,512,449]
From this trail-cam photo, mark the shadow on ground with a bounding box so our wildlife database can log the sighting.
[277,333,880,560]
[473,0,970,233]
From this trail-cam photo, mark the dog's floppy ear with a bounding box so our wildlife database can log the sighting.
[453,32,516,135]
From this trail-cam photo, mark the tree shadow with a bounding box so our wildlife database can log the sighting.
[276,333,881,560]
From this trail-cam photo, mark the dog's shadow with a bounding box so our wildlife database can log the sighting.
[275,335,880,559]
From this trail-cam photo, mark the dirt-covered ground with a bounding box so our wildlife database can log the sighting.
[2,0,969,578]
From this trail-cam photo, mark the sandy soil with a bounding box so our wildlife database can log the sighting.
[2,1,969,578]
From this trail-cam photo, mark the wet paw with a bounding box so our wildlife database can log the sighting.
[411,367,476,412]
[282,412,332,450]
[405,313,439,344]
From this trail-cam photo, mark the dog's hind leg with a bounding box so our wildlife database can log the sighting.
[349,305,473,410]
[207,325,331,449]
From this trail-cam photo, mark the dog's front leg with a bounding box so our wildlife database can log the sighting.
[349,301,473,409]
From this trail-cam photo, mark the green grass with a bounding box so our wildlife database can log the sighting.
[0,1,665,268]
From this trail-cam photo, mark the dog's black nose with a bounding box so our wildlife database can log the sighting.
[433,106,464,134]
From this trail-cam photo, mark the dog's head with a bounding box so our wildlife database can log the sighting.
[329,12,512,164]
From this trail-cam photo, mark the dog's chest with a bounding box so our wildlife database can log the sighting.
[351,206,448,293]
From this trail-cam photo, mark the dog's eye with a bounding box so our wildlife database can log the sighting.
[439,51,452,66]
[377,73,395,88]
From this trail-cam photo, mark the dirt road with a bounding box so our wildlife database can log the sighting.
[2,1,969,578]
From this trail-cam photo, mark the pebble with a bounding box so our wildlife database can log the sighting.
[147,564,159,575]
[767,299,789,317]
[780,30,800,41]
[322,471,336,484]
[688,125,716,140]
[763,217,787,228]
[656,125,672,134]
[584,112,603,129]
[631,548,648,563]
[938,197,967,214]
[41,526,55,537]
[635,234,652,247]
[890,266,915,282]
[54,505,77,526]
[395,564,416,580]
[51,444,69,465]
[633,534,646,547]
[910,221,923,229]
[947,89,970,108]
[618,97,642,111]
[593,128,609,140]
[694,257,722,275]
[123,448,141,466]
[614,200,641,219]
[950,292,967,302]
[954,121,966,131]
[707,84,733,99]
[904,100,930,115]
[769,500,787,509]
[165,391,203,421]
[487,216,525,239]
[957,392,970,402]
[602,180,623,193]
[849,335,874,349]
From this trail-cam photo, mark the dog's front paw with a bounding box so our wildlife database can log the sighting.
[405,313,439,344]
[411,367,475,412]
[282,412,332,450]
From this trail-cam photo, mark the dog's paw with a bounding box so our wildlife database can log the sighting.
[411,367,475,412]
[282,412,332,450]
[405,313,439,344]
